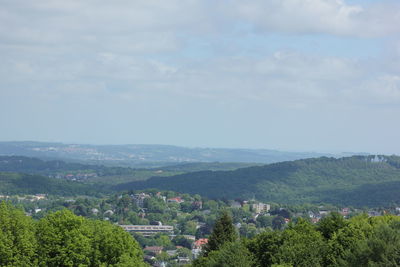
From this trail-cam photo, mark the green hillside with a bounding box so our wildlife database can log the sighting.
[0,172,105,196]
[118,155,400,207]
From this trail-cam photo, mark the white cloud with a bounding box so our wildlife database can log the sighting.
[1,0,400,152]
[229,0,400,37]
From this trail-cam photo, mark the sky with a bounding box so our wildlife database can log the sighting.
[1,0,400,154]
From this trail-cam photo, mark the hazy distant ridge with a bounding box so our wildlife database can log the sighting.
[0,141,362,166]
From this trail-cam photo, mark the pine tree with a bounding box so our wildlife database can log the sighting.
[203,211,237,256]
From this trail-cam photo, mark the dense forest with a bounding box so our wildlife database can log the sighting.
[0,172,106,196]
[3,155,400,207]
[121,155,400,207]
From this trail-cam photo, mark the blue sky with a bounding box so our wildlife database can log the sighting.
[1,0,400,154]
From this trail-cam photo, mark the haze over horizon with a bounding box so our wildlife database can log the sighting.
[1,0,400,155]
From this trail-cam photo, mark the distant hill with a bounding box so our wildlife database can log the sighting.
[0,156,261,186]
[0,172,104,196]
[0,141,361,167]
[117,155,400,207]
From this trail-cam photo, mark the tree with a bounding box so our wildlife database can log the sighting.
[194,241,254,267]
[239,223,258,238]
[257,215,273,228]
[272,216,286,230]
[90,220,146,266]
[36,209,93,266]
[317,212,348,239]
[36,209,146,266]
[203,211,237,256]
[341,219,400,266]
[0,201,37,266]
[172,235,193,249]
[277,219,326,267]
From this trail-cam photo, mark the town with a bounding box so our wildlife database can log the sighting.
[3,190,399,266]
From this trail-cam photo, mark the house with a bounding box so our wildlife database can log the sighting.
[156,192,167,202]
[167,197,184,203]
[34,194,46,200]
[177,257,191,264]
[166,250,177,256]
[103,210,114,216]
[131,193,151,208]
[183,235,196,241]
[231,201,242,209]
[252,203,271,213]
[192,201,203,209]
[341,208,350,216]
[192,238,208,250]
[319,210,329,216]
[144,246,164,255]
[311,217,320,224]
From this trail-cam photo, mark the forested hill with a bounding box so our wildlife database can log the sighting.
[0,155,136,175]
[0,172,105,196]
[117,155,400,207]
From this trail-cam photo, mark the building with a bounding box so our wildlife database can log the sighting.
[144,246,163,255]
[131,193,150,208]
[192,238,208,250]
[120,225,174,236]
[252,203,271,213]
[192,238,208,259]
[167,197,184,203]
[231,201,242,209]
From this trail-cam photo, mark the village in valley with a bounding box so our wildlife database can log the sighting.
[2,190,397,266]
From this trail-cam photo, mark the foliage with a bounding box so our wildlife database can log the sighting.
[203,211,238,256]
[0,203,146,267]
[246,214,400,267]
[317,212,348,239]
[193,241,254,267]
[122,155,400,207]
[0,201,37,266]
[0,172,106,196]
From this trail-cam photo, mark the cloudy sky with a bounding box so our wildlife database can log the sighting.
[1,0,400,154]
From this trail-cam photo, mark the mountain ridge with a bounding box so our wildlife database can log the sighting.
[117,155,400,207]
[0,141,366,167]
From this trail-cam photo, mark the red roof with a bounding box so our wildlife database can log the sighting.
[194,238,208,247]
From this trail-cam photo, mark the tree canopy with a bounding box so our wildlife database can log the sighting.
[0,202,146,267]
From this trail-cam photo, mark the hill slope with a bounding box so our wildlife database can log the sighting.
[117,155,400,207]
[0,172,105,196]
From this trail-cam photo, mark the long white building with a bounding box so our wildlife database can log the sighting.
[119,225,174,236]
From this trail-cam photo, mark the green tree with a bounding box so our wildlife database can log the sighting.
[90,220,146,266]
[36,209,93,266]
[194,241,254,267]
[277,219,326,267]
[203,211,237,256]
[0,201,37,266]
[272,216,286,230]
[317,212,348,239]
[36,209,146,267]
[257,215,273,228]
[246,230,283,267]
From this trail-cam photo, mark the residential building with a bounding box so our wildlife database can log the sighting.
[167,197,184,203]
[120,225,174,236]
[131,193,150,208]
[144,246,163,255]
[252,202,271,213]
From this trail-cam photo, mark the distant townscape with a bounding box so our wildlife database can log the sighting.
[0,143,399,266]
